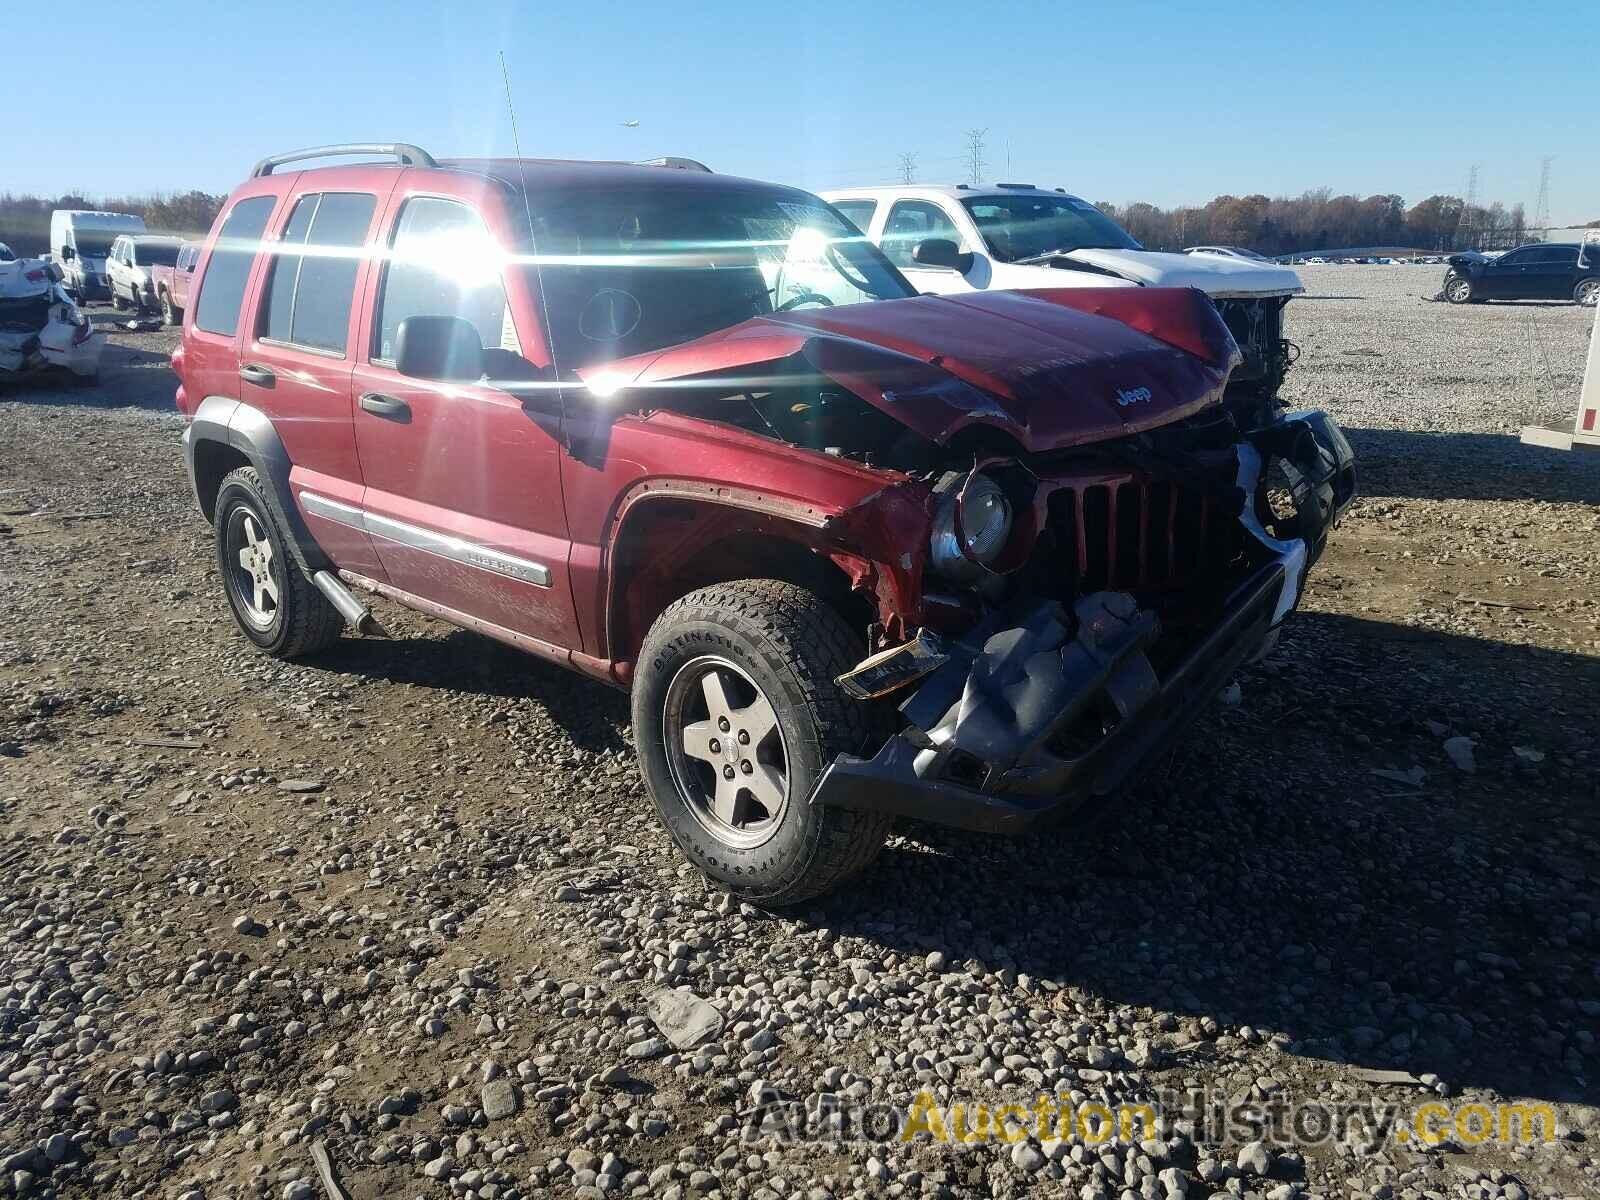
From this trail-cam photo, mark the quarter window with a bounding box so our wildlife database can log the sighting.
[373,196,518,364]
[831,200,878,235]
[195,196,276,337]
[260,192,376,354]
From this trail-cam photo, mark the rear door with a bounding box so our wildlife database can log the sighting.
[240,175,395,579]
[1521,245,1576,300]
[348,178,579,650]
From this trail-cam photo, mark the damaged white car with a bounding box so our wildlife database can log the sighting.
[0,252,106,385]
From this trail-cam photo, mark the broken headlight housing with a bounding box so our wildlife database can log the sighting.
[929,471,1013,582]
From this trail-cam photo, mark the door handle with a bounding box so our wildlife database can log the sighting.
[240,364,276,388]
[360,392,411,420]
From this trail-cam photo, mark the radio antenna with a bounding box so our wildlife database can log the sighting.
[498,50,561,391]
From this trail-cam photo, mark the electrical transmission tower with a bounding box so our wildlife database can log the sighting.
[897,152,918,184]
[963,129,988,186]
[1534,156,1553,234]
[1459,164,1480,250]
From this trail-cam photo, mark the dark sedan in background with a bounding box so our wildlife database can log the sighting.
[1443,241,1599,305]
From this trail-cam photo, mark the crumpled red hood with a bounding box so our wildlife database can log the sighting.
[580,287,1242,454]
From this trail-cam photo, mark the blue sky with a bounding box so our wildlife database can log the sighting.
[13,0,1596,222]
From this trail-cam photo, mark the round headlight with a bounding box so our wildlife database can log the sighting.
[929,473,1012,580]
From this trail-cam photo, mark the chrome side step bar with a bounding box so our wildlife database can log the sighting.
[312,570,385,637]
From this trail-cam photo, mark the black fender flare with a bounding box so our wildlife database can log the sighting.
[183,395,328,577]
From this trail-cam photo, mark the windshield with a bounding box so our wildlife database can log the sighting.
[74,232,119,257]
[523,187,913,373]
[961,195,1141,262]
[137,242,181,266]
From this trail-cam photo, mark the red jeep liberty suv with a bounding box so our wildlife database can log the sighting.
[172,143,1354,904]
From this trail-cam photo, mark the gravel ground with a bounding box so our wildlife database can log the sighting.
[1,272,1597,1200]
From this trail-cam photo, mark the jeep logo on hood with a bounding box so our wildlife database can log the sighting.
[1115,385,1153,407]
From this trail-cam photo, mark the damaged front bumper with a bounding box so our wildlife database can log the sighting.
[810,410,1355,834]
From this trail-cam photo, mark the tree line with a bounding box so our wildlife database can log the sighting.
[1089,188,1550,256]
[0,191,225,257]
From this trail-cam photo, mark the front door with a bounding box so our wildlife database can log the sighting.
[349,187,579,650]
[1479,249,1532,298]
[879,199,976,296]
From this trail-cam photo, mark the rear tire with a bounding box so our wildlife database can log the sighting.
[213,466,343,659]
[161,292,179,326]
[632,579,892,906]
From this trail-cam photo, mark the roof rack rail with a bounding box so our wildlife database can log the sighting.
[250,143,438,178]
[634,157,713,172]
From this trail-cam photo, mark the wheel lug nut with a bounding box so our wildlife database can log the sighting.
[740,760,753,774]
[717,717,730,732]
[737,730,749,745]
[708,738,720,753]
[722,765,735,779]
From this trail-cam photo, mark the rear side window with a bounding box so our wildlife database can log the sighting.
[373,196,518,363]
[261,192,376,354]
[195,196,276,336]
[832,200,877,234]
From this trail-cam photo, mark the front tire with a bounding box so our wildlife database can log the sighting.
[1576,278,1599,307]
[1444,275,1474,304]
[213,466,343,658]
[632,579,892,906]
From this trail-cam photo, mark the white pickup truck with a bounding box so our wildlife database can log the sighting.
[820,184,1304,415]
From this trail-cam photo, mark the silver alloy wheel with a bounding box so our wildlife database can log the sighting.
[662,655,789,849]
[1446,277,1472,303]
[227,508,281,630]
[1578,279,1599,307]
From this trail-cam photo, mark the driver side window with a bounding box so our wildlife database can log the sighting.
[373,196,520,366]
[881,201,965,268]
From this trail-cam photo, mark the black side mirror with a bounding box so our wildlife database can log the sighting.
[61,246,75,261]
[911,237,971,272]
[395,315,484,382]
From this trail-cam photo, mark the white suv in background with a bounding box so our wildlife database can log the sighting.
[106,234,183,313]
[821,184,1305,412]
